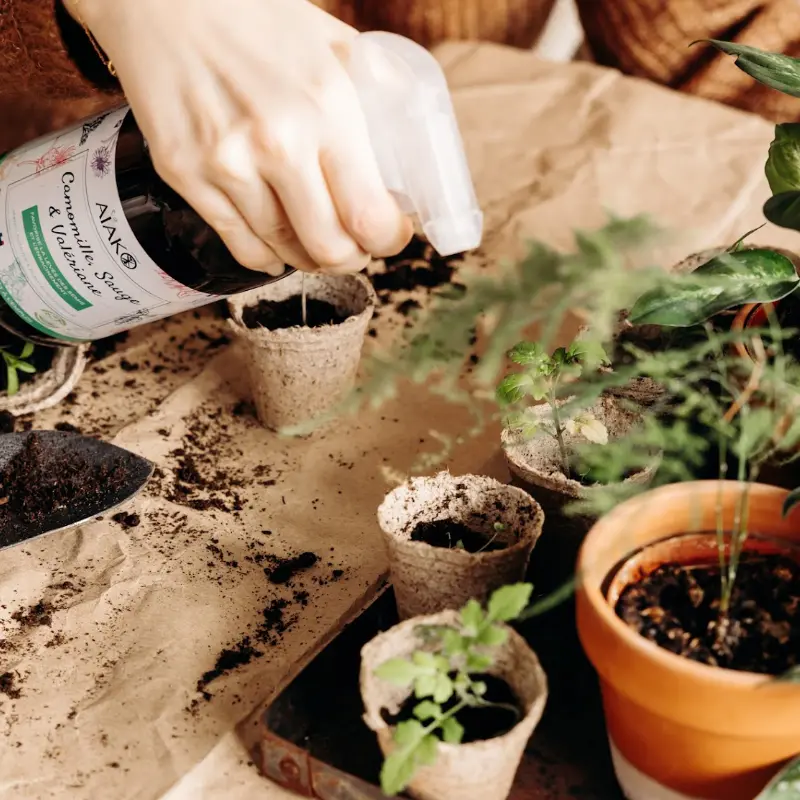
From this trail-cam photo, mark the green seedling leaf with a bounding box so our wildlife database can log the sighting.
[766,124,800,195]
[486,583,534,623]
[565,338,609,369]
[442,628,467,656]
[395,719,425,746]
[765,191,800,233]
[19,342,34,360]
[518,577,577,620]
[755,755,800,799]
[729,225,766,252]
[432,673,454,704]
[380,750,415,797]
[15,362,36,374]
[472,680,487,697]
[440,717,465,745]
[417,734,439,766]
[5,362,18,397]
[412,651,438,671]
[476,624,508,648]
[460,598,484,634]
[414,674,437,699]
[375,658,419,686]
[701,40,800,98]
[565,412,609,444]
[466,651,494,672]
[413,700,441,721]
[627,249,799,327]
[493,522,506,532]
[734,407,776,462]
[455,540,465,550]
[775,665,800,682]
[507,341,545,366]
[783,488,800,518]
[496,373,545,404]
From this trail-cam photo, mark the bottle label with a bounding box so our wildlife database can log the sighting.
[0,106,218,342]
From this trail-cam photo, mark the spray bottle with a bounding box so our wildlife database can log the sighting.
[0,32,482,345]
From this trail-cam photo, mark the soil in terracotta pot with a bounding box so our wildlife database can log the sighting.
[616,554,800,674]
[410,519,508,553]
[385,673,521,743]
[242,296,350,330]
[0,432,135,525]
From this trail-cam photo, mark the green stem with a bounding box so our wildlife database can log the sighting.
[716,438,729,605]
[549,378,570,475]
[721,454,748,615]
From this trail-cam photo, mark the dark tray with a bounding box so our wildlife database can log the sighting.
[253,585,624,800]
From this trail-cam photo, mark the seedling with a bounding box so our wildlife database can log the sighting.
[373,583,533,796]
[496,339,609,476]
[0,341,36,397]
[454,521,505,553]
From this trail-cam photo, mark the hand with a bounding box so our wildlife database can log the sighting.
[65,0,413,275]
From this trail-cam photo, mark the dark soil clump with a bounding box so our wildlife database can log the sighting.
[387,673,520,743]
[242,296,349,331]
[12,599,54,628]
[0,433,132,525]
[112,511,141,529]
[0,671,21,699]
[0,411,14,434]
[54,422,81,434]
[410,519,507,553]
[266,551,319,584]
[616,554,800,673]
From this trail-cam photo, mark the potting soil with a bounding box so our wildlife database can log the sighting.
[241,296,349,330]
[616,555,800,673]
[410,519,508,553]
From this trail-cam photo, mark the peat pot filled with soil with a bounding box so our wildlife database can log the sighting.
[377,472,544,620]
[0,328,87,416]
[360,608,548,800]
[227,271,376,431]
[576,481,800,800]
[501,393,655,593]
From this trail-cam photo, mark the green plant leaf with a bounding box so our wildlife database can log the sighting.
[566,338,608,369]
[507,341,545,366]
[19,342,34,360]
[460,598,484,634]
[413,700,441,721]
[416,734,439,766]
[380,750,414,797]
[394,719,425,746]
[442,628,467,656]
[627,249,799,327]
[765,191,800,233]
[375,658,419,686]
[783,489,800,518]
[15,362,35,374]
[766,124,800,194]
[475,625,507,648]
[414,674,437,699]
[486,583,534,623]
[775,665,800,682]
[440,717,465,745]
[411,651,438,671]
[518,577,577,620]
[755,755,800,799]
[702,40,800,98]
[432,673,454,704]
[465,652,494,672]
[496,373,537,405]
[5,363,18,397]
[734,407,776,462]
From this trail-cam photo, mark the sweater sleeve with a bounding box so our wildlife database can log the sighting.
[575,0,800,123]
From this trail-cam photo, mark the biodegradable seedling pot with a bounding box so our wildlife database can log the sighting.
[576,481,800,800]
[227,272,376,431]
[377,472,544,620]
[360,609,548,800]
[0,344,88,416]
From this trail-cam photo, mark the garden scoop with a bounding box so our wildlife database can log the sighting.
[0,430,153,551]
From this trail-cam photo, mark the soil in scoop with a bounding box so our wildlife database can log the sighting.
[410,519,507,553]
[242,296,350,331]
[616,554,800,674]
[385,673,520,743]
[0,432,133,525]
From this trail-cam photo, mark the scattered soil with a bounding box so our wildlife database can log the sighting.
[54,421,82,434]
[0,671,21,699]
[616,554,800,673]
[242,296,349,331]
[410,519,507,553]
[11,600,55,628]
[386,673,520,743]
[111,511,141,530]
[0,432,134,525]
[265,552,319,584]
[0,411,14,434]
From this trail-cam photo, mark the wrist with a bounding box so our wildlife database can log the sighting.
[61,0,106,28]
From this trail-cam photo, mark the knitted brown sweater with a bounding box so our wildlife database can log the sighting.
[2,0,800,155]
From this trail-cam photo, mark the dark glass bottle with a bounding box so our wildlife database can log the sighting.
[0,105,291,346]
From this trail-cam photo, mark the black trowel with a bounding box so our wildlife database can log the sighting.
[0,430,154,551]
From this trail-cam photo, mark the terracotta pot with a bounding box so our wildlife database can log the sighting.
[377,472,543,620]
[0,344,88,416]
[501,394,656,594]
[576,480,800,800]
[360,609,548,800]
[227,272,376,431]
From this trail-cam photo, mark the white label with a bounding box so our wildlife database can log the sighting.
[0,106,218,341]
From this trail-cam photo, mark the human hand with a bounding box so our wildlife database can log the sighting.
[65,0,413,275]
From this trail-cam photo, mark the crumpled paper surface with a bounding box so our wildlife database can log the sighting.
[0,42,793,800]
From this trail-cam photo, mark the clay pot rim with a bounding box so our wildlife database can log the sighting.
[227,272,377,344]
[360,609,548,754]
[577,480,800,687]
[378,473,544,563]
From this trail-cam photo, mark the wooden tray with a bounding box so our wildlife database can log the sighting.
[252,585,625,800]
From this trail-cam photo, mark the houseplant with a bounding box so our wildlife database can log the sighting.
[377,472,543,620]
[361,583,548,800]
[227,271,376,431]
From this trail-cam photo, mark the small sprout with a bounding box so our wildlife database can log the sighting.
[1,341,36,397]
[374,584,533,796]
[455,539,465,550]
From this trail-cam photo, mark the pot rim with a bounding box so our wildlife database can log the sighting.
[577,479,800,687]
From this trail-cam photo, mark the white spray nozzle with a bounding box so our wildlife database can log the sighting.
[347,32,483,258]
